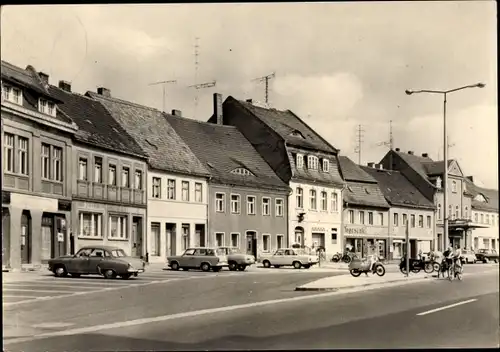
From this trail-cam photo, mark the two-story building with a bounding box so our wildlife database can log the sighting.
[1,61,78,271]
[88,89,211,263]
[166,95,290,258]
[338,157,390,259]
[465,176,499,251]
[363,164,436,259]
[208,96,344,257]
[379,149,475,251]
[49,82,148,257]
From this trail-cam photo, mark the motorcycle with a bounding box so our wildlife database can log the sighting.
[399,256,438,274]
[332,251,357,264]
[348,256,386,277]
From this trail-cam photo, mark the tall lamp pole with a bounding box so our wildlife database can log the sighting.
[405,83,485,250]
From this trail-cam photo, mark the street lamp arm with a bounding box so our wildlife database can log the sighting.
[405,83,485,96]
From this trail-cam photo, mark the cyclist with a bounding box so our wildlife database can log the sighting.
[431,249,444,278]
[452,244,463,276]
[442,245,454,278]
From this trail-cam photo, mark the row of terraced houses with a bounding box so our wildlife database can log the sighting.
[2,60,498,270]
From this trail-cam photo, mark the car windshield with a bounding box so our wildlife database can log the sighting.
[215,248,226,256]
[111,249,127,257]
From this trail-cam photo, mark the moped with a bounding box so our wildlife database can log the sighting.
[348,256,386,277]
[332,251,357,264]
[399,256,438,274]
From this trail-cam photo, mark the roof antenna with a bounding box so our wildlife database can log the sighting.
[148,80,177,112]
[251,72,276,107]
[376,120,394,170]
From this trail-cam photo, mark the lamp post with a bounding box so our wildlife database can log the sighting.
[405,83,485,250]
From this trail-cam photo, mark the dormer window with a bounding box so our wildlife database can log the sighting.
[436,177,442,189]
[296,154,304,168]
[474,194,487,203]
[231,167,255,176]
[322,159,329,172]
[38,98,56,117]
[307,155,319,170]
[1,84,22,105]
[290,130,305,139]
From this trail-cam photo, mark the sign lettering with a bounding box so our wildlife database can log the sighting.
[344,226,367,235]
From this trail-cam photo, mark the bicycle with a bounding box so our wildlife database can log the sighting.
[448,259,463,281]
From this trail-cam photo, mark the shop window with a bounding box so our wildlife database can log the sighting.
[150,223,160,256]
[263,234,270,252]
[331,232,337,244]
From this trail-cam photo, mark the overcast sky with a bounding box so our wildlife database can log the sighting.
[1,2,497,188]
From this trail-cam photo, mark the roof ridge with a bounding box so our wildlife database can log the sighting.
[87,91,160,112]
[165,113,238,130]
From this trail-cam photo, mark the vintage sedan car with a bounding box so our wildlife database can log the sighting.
[48,246,146,279]
[167,247,228,272]
[259,248,319,269]
[475,249,499,263]
[217,246,255,271]
[460,249,477,264]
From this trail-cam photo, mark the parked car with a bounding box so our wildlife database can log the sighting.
[48,246,146,279]
[217,246,255,271]
[460,249,477,264]
[167,247,228,272]
[475,249,499,263]
[258,248,319,269]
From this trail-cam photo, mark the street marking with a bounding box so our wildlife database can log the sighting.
[2,295,38,298]
[32,322,75,329]
[3,288,77,294]
[3,283,111,289]
[416,299,478,316]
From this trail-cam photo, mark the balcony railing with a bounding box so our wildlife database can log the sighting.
[75,180,145,205]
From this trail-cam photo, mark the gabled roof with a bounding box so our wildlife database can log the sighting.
[362,166,436,210]
[344,181,390,208]
[87,92,210,177]
[48,86,145,158]
[165,114,290,191]
[338,156,377,183]
[464,178,499,213]
[422,160,454,176]
[221,96,338,154]
[393,151,434,180]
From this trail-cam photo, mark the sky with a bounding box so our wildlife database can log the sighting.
[1,2,497,188]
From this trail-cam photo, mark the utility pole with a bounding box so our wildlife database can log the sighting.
[354,124,365,165]
[251,72,275,106]
[376,120,394,170]
[148,80,177,112]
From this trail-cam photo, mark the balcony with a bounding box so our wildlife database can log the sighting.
[75,180,145,205]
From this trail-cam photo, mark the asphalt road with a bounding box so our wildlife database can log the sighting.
[3,265,498,351]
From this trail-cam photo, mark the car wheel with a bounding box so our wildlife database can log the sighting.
[121,273,132,280]
[170,261,180,271]
[228,262,238,271]
[54,265,68,278]
[293,261,302,269]
[201,262,211,272]
[103,269,116,279]
[237,265,247,271]
[263,260,271,268]
[484,258,489,263]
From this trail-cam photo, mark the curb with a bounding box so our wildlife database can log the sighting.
[295,276,432,292]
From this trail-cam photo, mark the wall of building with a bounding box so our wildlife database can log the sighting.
[471,210,499,250]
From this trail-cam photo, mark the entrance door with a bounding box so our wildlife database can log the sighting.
[410,239,417,258]
[41,225,53,261]
[246,231,257,257]
[166,223,176,256]
[21,211,31,264]
[312,233,325,248]
[132,217,142,257]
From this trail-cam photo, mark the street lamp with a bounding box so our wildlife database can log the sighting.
[405,83,486,251]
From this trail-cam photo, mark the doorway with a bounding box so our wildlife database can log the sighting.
[2,208,10,267]
[409,239,417,258]
[21,210,31,264]
[41,214,54,262]
[195,224,205,247]
[132,217,143,257]
[294,226,304,246]
[166,223,176,256]
[246,231,257,258]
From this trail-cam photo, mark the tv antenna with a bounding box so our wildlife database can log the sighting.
[188,80,217,117]
[375,120,394,170]
[148,80,177,112]
[354,124,365,165]
[251,72,275,106]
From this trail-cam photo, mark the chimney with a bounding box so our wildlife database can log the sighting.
[97,87,111,97]
[213,93,223,125]
[395,148,400,152]
[367,162,375,168]
[422,153,428,158]
[39,72,49,84]
[246,99,253,104]
[171,109,182,117]
[466,176,474,183]
[58,80,72,92]
[408,151,414,155]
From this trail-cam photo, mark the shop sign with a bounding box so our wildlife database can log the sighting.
[312,227,325,232]
[344,226,366,235]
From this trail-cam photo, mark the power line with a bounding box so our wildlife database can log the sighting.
[251,72,275,106]
[148,80,177,112]
[354,124,365,165]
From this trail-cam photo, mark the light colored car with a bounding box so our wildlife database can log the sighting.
[48,246,146,279]
[217,246,255,271]
[167,247,228,272]
[259,248,319,269]
[460,249,477,264]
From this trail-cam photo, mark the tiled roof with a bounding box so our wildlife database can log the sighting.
[165,114,290,191]
[288,148,344,187]
[338,156,377,183]
[393,151,434,180]
[464,178,499,213]
[49,86,145,158]
[229,97,338,154]
[422,160,454,176]
[362,166,436,210]
[87,92,210,177]
[344,181,390,208]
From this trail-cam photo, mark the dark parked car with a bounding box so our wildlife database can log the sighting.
[48,246,146,279]
[475,249,499,263]
[217,246,255,271]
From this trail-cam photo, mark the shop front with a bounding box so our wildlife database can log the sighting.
[343,225,389,259]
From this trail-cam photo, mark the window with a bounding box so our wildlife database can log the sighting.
[18,137,28,175]
[296,187,303,208]
[427,215,431,228]
[263,234,270,252]
[438,204,442,220]
[109,215,128,239]
[368,212,374,225]
[320,191,327,211]
[150,223,161,256]
[2,85,22,105]
[215,233,224,247]
[403,214,408,225]
[307,155,319,170]
[181,181,190,201]
[331,230,338,244]
[378,213,384,226]
[3,133,14,172]
[393,213,399,227]
[182,224,190,251]
[167,179,176,199]
[38,99,56,117]
[455,206,459,220]
[79,158,87,181]
[195,183,203,202]
[310,189,317,210]
[275,198,284,217]
[474,213,478,223]
[231,167,255,176]
[359,211,365,224]
[411,214,416,228]
[418,215,423,228]
[451,180,457,193]
[134,170,143,189]
[480,214,484,223]
[262,198,271,216]
[296,154,304,168]
[486,214,490,224]
[492,215,496,226]
[52,146,62,181]
[331,192,338,212]
[322,159,330,172]
[231,194,240,214]
[277,235,284,249]
[108,165,117,186]
[79,212,102,237]
[247,196,256,215]
[348,210,354,224]
[94,157,103,183]
[41,143,50,179]
[122,167,130,188]
[152,177,161,198]
[448,205,452,217]
[231,233,239,247]
[464,206,468,220]
[215,193,225,212]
